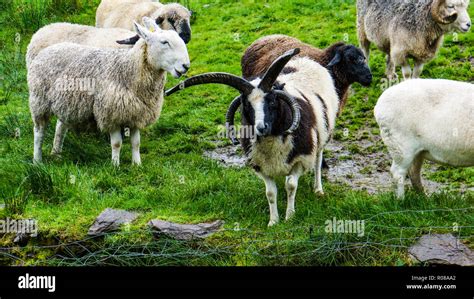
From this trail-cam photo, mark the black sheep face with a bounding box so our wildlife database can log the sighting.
[156,15,192,44]
[241,88,288,138]
[330,46,373,86]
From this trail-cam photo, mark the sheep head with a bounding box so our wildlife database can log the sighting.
[165,49,302,145]
[155,3,192,44]
[327,44,372,87]
[117,4,192,46]
[133,17,190,79]
[431,0,471,32]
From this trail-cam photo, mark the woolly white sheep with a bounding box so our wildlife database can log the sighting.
[28,17,190,166]
[374,79,474,198]
[96,0,192,43]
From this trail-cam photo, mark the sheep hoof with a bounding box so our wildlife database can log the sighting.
[315,190,325,197]
[267,219,279,227]
[285,210,295,221]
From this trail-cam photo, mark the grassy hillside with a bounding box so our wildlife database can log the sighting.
[0,0,472,266]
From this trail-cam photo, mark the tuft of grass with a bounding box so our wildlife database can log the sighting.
[4,189,30,216]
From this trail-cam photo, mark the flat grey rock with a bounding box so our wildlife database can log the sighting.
[88,208,138,236]
[408,233,474,266]
[148,219,224,240]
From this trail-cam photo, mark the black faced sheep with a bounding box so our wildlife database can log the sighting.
[166,49,341,226]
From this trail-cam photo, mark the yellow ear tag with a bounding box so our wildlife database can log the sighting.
[148,26,156,32]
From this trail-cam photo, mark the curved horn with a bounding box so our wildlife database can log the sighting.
[274,90,301,134]
[258,48,301,92]
[225,96,242,145]
[431,0,458,24]
[165,73,254,96]
[116,34,140,45]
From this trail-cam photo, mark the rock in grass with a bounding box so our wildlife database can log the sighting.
[408,233,474,266]
[148,219,224,240]
[88,208,138,236]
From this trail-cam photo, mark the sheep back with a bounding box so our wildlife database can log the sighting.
[26,22,135,67]
[375,79,474,167]
[96,0,163,30]
[241,35,336,80]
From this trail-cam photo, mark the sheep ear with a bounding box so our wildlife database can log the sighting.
[142,16,161,33]
[327,50,342,68]
[134,21,151,41]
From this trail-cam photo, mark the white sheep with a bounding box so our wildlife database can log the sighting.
[96,0,192,43]
[28,17,190,166]
[26,22,136,68]
[374,79,474,198]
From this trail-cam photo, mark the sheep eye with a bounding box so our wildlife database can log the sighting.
[448,5,455,8]
[161,41,170,46]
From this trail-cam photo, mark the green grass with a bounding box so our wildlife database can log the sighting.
[0,0,472,266]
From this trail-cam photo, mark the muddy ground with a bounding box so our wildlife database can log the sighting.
[204,137,471,195]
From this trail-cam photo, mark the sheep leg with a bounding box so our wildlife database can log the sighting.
[257,172,279,227]
[285,163,303,221]
[358,29,371,61]
[130,128,141,165]
[391,48,411,80]
[408,153,425,193]
[51,120,68,155]
[400,62,412,81]
[385,55,397,81]
[33,119,47,163]
[110,129,123,167]
[313,149,325,196]
[390,155,415,198]
[412,61,424,78]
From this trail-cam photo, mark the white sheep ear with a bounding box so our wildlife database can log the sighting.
[134,21,151,41]
[142,16,161,33]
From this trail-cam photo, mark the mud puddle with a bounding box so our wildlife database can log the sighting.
[204,137,470,195]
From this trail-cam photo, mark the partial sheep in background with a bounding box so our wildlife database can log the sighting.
[166,48,340,226]
[374,79,474,198]
[241,35,372,113]
[96,0,192,44]
[26,23,136,67]
[28,18,190,166]
[357,0,471,80]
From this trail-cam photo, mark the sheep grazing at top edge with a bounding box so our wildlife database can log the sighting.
[96,0,192,44]
[26,23,137,68]
[374,79,474,198]
[357,0,471,80]
[241,35,372,113]
[165,48,340,226]
[27,17,190,166]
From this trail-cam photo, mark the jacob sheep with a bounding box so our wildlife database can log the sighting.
[26,23,136,67]
[96,0,192,44]
[374,79,474,198]
[357,0,471,80]
[166,48,340,226]
[242,35,372,112]
[28,17,190,166]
